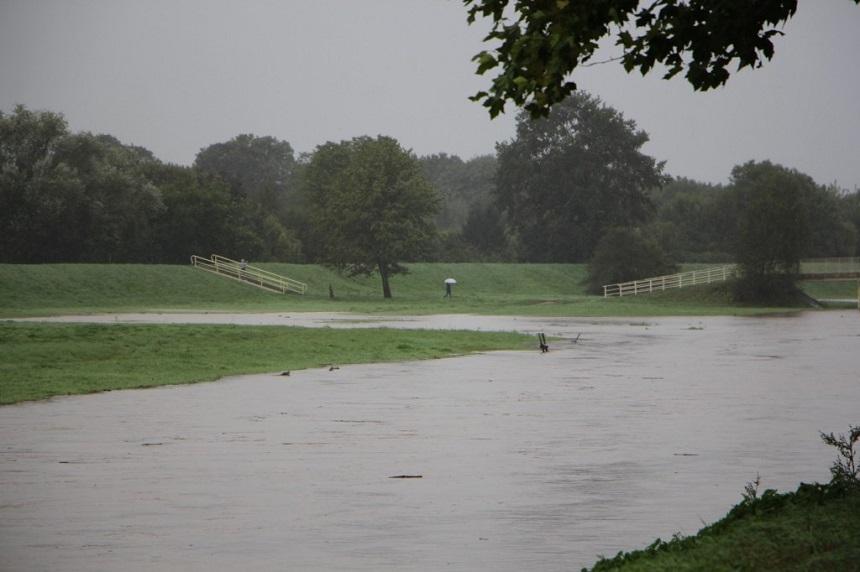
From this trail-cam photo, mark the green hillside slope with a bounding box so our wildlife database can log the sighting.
[0,263,799,317]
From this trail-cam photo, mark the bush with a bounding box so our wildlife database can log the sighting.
[821,425,860,487]
[585,227,677,294]
[730,272,806,305]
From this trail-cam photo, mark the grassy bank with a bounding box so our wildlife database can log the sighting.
[0,263,799,317]
[0,322,533,405]
[799,279,858,301]
[584,483,860,571]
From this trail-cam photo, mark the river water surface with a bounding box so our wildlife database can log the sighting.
[1,311,859,571]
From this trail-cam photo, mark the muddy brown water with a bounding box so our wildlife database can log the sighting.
[2,311,859,571]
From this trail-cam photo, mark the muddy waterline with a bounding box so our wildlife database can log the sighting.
[2,311,859,571]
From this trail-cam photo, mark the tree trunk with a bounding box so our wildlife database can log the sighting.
[378,262,392,298]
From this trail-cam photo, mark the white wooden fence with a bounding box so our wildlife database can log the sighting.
[603,258,860,298]
[603,265,737,298]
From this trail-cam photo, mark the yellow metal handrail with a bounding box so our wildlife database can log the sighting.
[190,254,307,295]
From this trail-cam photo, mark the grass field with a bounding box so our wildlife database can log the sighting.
[584,483,860,571]
[0,262,795,405]
[0,263,804,317]
[799,279,859,301]
[0,322,533,404]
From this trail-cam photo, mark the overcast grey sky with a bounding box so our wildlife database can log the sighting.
[1,0,858,189]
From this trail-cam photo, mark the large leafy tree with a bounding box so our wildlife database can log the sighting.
[195,134,297,203]
[305,136,439,298]
[419,153,497,231]
[496,91,663,262]
[464,0,858,118]
[195,134,303,261]
[843,190,860,256]
[53,133,164,262]
[648,177,734,261]
[149,164,247,263]
[803,183,857,258]
[0,105,70,261]
[461,203,510,259]
[0,106,163,262]
[729,161,812,302]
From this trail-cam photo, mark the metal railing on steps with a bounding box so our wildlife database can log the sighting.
[190,254,307,295]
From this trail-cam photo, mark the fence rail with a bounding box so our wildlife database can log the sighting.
[190,254,307,295]
[603,258,860,298]
[603,265,737,298]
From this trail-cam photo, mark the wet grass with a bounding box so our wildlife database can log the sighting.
[800,279,858,301]
[584,483,860,572]
[0,263,801,317]
[0,322,533,405]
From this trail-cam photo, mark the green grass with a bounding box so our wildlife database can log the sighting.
[0,322,533,404]
[800,280,859,301]
[0,263,799,317]
[584,483,860,572]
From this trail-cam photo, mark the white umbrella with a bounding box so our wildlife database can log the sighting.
[444,278,457,284]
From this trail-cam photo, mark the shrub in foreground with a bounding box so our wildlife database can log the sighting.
[583,426,860,571]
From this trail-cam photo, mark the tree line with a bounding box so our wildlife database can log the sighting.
[3,101,859,299]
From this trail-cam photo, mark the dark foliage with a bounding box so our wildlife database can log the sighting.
[461,203,511,260]
[419,153,497,232]
[585,227,677,294]
[4,105,858,268]
[496,91,663,262]
[463,1,860,118]
[729,161,813,303]
[821,425,860,487]
[304,136,439,298]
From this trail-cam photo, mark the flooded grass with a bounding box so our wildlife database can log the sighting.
[0,322,532,404]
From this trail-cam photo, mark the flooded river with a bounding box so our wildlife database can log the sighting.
[2,311,859,571]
